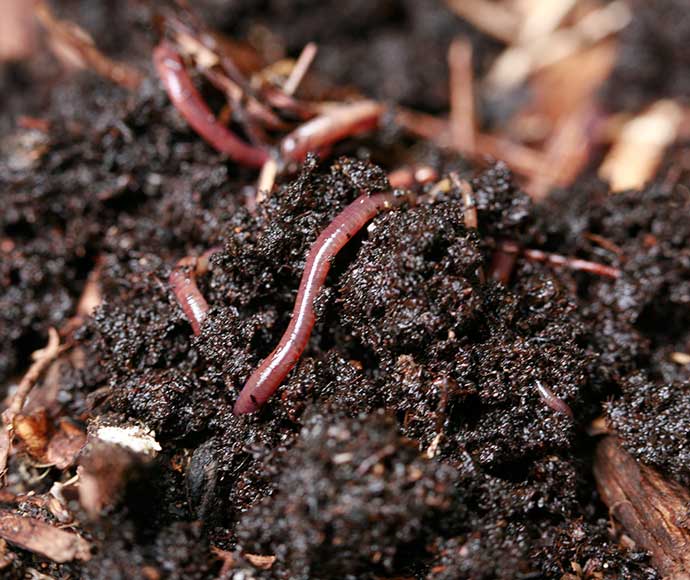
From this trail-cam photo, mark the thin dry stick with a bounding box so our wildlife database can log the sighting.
[256,158,279,205]
[526,106,594,200]
[35,1,143,89]
[3,329,62,422]
[0,329,63,480]
[283,42,318,96]
[449,38,476,155]
[451,173,478,229]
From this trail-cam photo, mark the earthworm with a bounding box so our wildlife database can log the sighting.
[153,41,270,168]
[234,190,414,415]
[535,380,573,419]
[489,242,519,284]
[522,248,621,279]
[493,241,621,280]
[169,247,220,335]
[280,100,384,163]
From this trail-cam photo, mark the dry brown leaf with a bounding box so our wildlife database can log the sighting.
[0,512,91,563]
[13,409,49,459]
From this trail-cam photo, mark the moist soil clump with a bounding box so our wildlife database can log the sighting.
[1,2,690,579]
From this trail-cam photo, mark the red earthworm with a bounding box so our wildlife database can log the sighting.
[170,247,220,335]
[489,240,520,284]
[493,241,621,280]
[491,241,621,283]
[280,101,384,163]
[153,41,270,168]
[522,248,621,279]
[234,190,414,415]
[535,380,573,419]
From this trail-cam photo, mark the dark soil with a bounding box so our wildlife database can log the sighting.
[1,1,689,579]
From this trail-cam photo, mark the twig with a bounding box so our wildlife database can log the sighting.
[283,42,318,96]
[526,106,595,200]
[3,328,62,424]
[450,173,477,229]
[256,158,279,204]
[448,38,476,155]
[0,329,64,481]
[594,436,690,578]
[35,1,143,90]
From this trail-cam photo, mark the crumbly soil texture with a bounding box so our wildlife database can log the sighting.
[1,1,690,579]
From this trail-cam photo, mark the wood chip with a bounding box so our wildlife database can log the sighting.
[0,512,91,563]
[594,436,690,578]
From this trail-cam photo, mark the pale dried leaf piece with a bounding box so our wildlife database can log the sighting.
[599,100,684,192]
[0,512,91,562]
[486,1,630,92]
[244,553,276,570]
[13,410,49,459]
[95,425,161,455]
[445,0,519,44]
[517,0,576,42]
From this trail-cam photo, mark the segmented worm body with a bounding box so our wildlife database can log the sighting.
[153,41,270,168]
[536,380,574,419]
[170,248,220,335]
[280,101,384,163]
[233,190,413,414]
